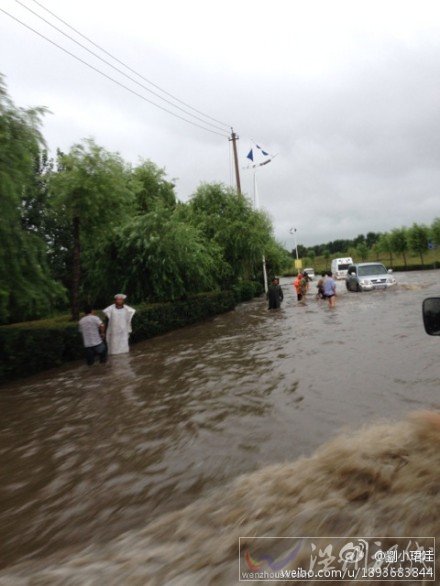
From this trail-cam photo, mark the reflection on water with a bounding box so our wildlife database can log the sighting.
[0,270,439,569]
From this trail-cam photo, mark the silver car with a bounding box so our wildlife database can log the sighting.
[345,262,397,292]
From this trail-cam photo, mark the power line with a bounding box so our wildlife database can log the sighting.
[1,8,230,138]
[27,0,231,130]
[14,0,229,133]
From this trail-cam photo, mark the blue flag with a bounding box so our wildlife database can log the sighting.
[256,144,269,156]
[247,149,254,161]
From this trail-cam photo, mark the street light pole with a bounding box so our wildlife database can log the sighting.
[290,227,299,260]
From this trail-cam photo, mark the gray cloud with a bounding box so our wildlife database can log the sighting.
[1,1,440,249]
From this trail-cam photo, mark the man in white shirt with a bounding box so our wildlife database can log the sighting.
[78,305,107,365]
[103,294,136,355]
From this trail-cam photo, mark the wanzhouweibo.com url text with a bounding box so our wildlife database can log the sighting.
[238,536,435,582]
[241,566,434,581]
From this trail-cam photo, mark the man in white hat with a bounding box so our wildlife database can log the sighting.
[103,294,136,355]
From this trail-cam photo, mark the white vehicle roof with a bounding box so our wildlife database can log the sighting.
[353,262,386,267]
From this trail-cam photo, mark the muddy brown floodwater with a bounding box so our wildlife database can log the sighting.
[0,271,439,572]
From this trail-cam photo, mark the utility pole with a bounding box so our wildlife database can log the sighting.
[229,128,242,195]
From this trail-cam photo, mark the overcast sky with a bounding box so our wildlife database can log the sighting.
[2,0,440,247]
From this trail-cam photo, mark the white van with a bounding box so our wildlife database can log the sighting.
[303,267,315,280]
[331,257,353,280]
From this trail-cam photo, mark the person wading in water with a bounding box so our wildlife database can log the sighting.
[103,294,136,355]
[267,277,284,310]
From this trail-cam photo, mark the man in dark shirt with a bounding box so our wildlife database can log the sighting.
[267,277,284,310]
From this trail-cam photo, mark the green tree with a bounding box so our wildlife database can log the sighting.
[353,234,366,247]
[86,206,223,303]
[0,78,64,323]
[186,183,277,286]
[366,232,380,248]
[390,227,409,266]
[356,242,369,261]
[296,244,307,258]
[347,246,358,261]
[376,234,394,266]
[132,159,176,213]
[430,217,440,247]
[49,140,135,319]
[371,243,380,261]
[265,242,291,277]
[307,249,316,265]
[20,150,73,289]
[323,249,331,269]
[20,149,53,237]
[407,223,429,264]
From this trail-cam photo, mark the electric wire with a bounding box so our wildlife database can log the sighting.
[27,0,231,129]
[14,0,228,133]
[1,8,230,138]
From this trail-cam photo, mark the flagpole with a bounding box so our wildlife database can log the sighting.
[253,170,259,207]
[253,171,268,294]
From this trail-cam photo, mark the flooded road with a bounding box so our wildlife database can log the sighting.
[0,270,439,572]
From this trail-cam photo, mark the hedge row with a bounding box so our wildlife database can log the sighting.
[0,283,262,382]
[130,290,236,343]
[391,263,439,272]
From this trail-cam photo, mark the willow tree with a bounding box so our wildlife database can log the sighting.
[185,183,278,286]
[0,78,64,323]
[85,205,222,304]
[49,140,135,320]
[132,159,176,213]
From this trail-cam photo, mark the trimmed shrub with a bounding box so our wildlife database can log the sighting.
[130,291,236,343]
[0,291,237,382]
[231,280,264,303]
[0,320,83,381]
